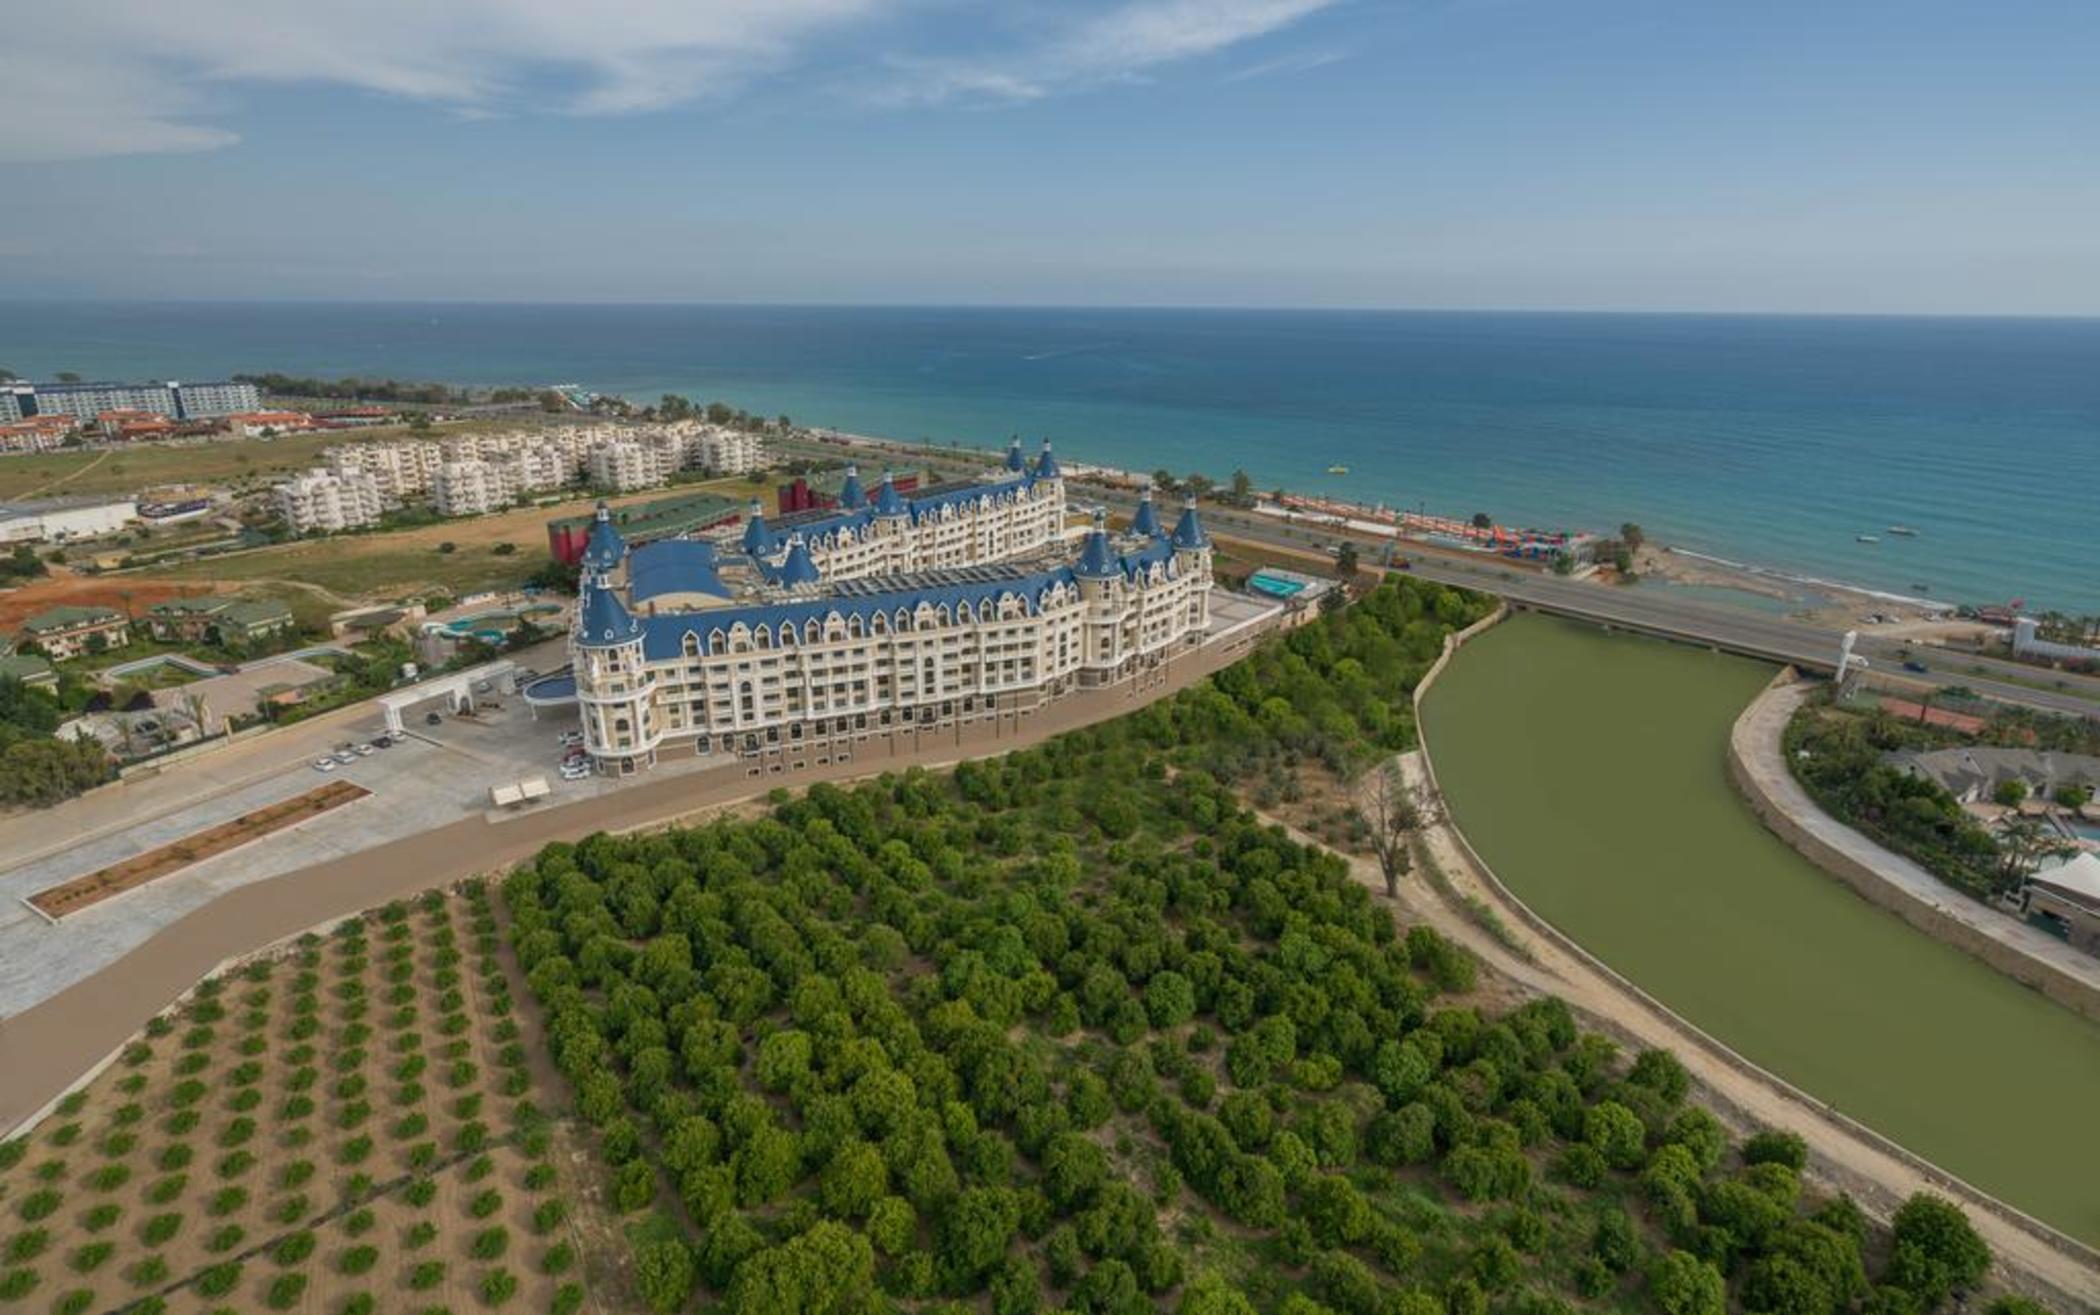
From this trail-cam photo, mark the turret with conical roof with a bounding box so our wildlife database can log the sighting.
[576,580,642,649]
[580,501,626,573]
[1033,438,1061,482]
[740,498,777,556]
[1130,487,1163,538]
[836,463,866,510]
[1074,508,1119,579]
[1005,438,1027,473]
[1170,493,1210,551]
[775,534,821,589]
[872,468,909,518]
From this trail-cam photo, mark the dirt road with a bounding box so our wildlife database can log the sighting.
[1364,752,2100,1311]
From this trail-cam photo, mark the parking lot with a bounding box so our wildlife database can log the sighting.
[0,677,736,1015]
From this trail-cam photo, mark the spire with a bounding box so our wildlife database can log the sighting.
[873,467,908,518]
[740,498,776,556]
[1033,438,1062,481]
[1074,508,1119,579]
[837,463,865,510]
[1170,493,1210,551]
[1005,437,1027,473]
[576,579,641,648]
[1130,486,1163,538]
[776,534,821,588]
[580,500,626,572]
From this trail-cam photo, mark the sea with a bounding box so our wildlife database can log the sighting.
[2,302,2094,613]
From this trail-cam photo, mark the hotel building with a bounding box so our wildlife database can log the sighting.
[562,440,1215,774]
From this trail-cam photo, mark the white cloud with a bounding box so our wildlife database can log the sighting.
[0,0,892,162]
[874,0,1342,105]
[1,0,1346,162]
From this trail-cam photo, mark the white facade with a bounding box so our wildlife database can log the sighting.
[274,468,384,534]
[172,381,264,419]
[433,458,517,517]
[565,458,1215,776]
[0,498,139,544]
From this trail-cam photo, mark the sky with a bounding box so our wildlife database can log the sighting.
[1,0,2096,313]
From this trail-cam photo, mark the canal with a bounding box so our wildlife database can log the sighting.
[1420,612,2100,1245]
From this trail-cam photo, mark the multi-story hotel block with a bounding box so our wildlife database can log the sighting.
[561,441,1215,775]
[274,468,385,533]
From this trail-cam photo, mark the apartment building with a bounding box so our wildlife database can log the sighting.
[432,458,518,517]
[275,468,384,534]
[1,379,261,422]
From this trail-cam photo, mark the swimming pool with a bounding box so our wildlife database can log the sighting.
[1246,569,1308,598]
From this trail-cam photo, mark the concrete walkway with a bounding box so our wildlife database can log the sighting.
[0,608,1280,1136]
[1732,679,2100,1021]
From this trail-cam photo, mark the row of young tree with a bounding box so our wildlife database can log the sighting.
[494,576,2033,1315]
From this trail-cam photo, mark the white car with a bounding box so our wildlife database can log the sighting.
[312,758,337,772]
[354,743,375,756]
[332,749,356,764]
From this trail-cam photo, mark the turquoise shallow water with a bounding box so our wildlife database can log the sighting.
[3,303,2094,611]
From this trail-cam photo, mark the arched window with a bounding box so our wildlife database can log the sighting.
[682,631,701,657]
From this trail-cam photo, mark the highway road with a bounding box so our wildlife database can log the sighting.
[1088,488,2100,721]
[778,433,2100,720]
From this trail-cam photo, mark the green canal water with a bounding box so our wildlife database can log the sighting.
[1421,613,2100,1245]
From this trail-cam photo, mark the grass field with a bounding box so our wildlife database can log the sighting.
[153,475,772,603]
[0,886,611,1314]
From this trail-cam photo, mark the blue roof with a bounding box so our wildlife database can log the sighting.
[580,504,626,571]
[740,504,777,556]
[1171,498,1210,550]
[629,539,732,603]
[1075,514,1119,579]
[1033,440,1061,481]
[768,536,822,588]
[872,472,908,517]
[1005,440,1027,473]
[577,583,642,648]
[632,539,1185,662]
[1130,491,1163,538]
[837,465,865,510]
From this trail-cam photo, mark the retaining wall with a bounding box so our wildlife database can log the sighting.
[1410,611,2100,1285]
[1725,675,2100,1025]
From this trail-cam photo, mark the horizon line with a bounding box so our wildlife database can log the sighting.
[2,296,2097,323]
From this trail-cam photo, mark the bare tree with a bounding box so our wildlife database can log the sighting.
[1361,760,1432,898]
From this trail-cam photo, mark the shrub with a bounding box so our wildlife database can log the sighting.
[471,1226,509,1260]
[70,1241,115,1273]
[207,1223,246,1253]
[406,1221,439,1249]
[552,1283,584,1315]
[410,1260,446,1290]
[470,1190,504,1219]
[345,1206,376,1236]
[4,1229,47,1264]
[532,1200,567,1234]
[207,1186,248,1216]
[82,1203,121,1232]
[197,1260,243,1297]
[0,1268,36,1301]
[127,1255,170,1287]
[141,1211,183,1245]
[273,1231,317,1266]
[405,1178,438,1207]
[16,1190,60,1223]
[267,1273,308,1310]
[339,1245,380,1275]
[542,1242,575,1275]
[148,1174,188,1204]
[481,1268,519,1306]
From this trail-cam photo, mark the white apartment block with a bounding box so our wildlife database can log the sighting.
[586,439,676,493]
[325,441,443,503]
[432,458,519,517]
[275,468,384,534]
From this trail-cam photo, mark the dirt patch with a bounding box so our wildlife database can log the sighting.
[30,781,371,920]
[0,574,218,634]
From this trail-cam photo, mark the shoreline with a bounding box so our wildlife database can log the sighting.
[803,425,1980,635]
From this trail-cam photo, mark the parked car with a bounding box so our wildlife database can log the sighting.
[312,758,337,772]
[425,711,443,726]
[557,730,583,747]
[1904,659,1929,674]
[371,736,393,749]
[354,743,375,756]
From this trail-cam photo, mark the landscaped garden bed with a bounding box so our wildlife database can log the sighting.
[29,781,370,920]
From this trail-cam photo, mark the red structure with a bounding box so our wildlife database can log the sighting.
[778,472,920,515]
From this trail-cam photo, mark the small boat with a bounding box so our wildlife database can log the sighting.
[1856,534,1880,544]
[1326,463,1349,475]
[1887,525,1919,537]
